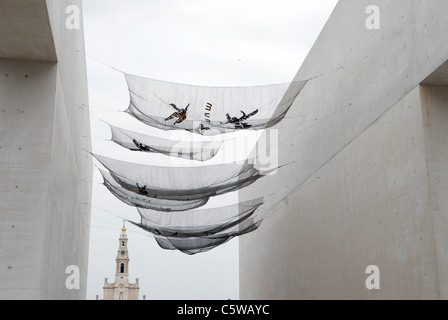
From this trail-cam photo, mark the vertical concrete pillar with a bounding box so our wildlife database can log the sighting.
[420,85,448,299]
[0,0,91,300]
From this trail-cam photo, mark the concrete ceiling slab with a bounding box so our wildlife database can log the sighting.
[0,0,57,62]
[422,60,448,86]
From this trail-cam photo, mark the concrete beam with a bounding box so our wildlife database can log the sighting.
[0,0,57,62]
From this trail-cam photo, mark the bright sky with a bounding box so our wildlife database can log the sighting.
[83,0,338,300]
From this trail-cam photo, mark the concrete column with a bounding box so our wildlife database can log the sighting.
[0,0,91,300]
[420,85,448,299]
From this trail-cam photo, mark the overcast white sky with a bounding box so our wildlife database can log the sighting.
[82,0,338,300]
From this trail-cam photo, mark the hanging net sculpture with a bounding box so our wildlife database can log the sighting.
[94,153,271,202]
[94,71,308,254]
[130,198,264,255]
[100,169,210,212]
[124,73,308,135]
[109,124,223,162]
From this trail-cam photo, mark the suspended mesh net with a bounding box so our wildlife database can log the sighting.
[100,168,210,211]
[152,219,262,255]
[149,215,262,255]
[131,197,264,238]
[93,71,314,254]
[124,73,307,135]
[109,124,223,161]
[153,235,233,255]
[129,198,265,254]
[93,153,270,202]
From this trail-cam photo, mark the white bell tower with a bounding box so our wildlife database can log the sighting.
[102,221,140,300]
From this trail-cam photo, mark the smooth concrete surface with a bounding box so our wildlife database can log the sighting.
[0,0,91,299]
[0,0,57,62]
[0,61,58,299]
[420,85,448,299]
[239,0,448,299]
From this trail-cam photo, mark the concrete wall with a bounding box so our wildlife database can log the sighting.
[239,0,448,299]
[0,0,91,299]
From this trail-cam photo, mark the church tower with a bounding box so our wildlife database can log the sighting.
[103,222,140,300]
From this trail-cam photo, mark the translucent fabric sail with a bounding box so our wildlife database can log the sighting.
[93,153,270,201]
[100,169,209,212]
[109,124,223,161]
[124,73,308,135]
